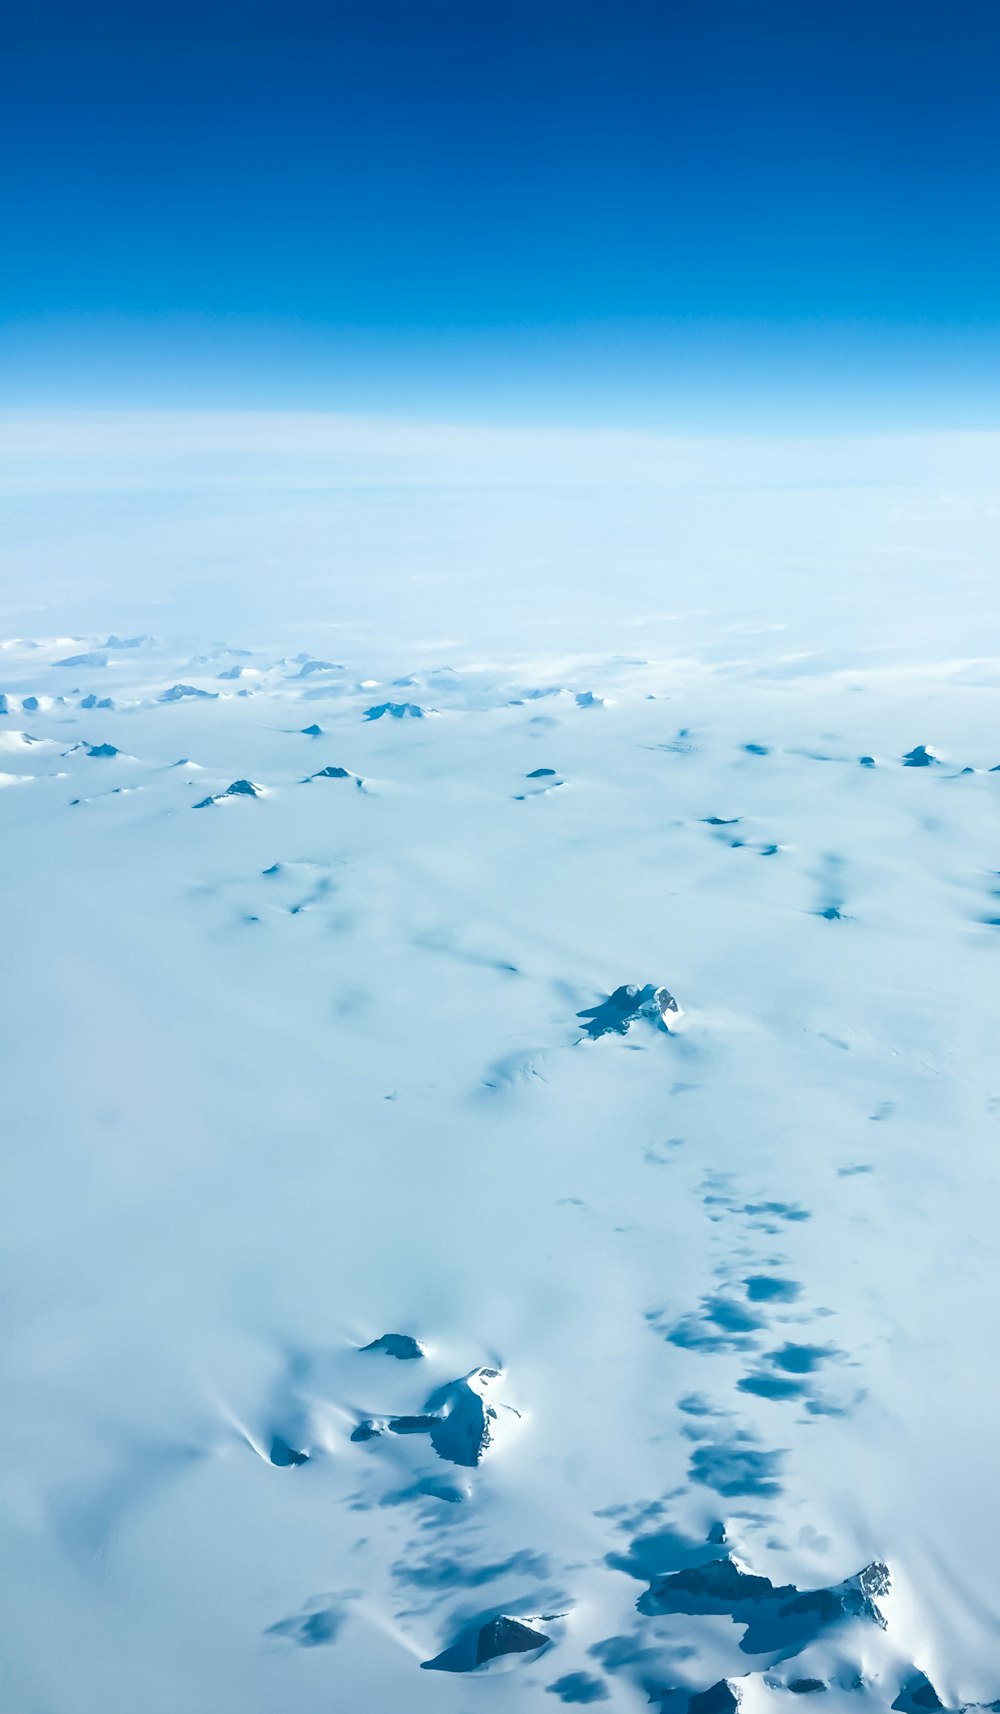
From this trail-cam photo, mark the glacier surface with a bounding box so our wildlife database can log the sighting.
[1,415,999,1713]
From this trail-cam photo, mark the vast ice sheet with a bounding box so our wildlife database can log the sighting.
[2,417,999,1713]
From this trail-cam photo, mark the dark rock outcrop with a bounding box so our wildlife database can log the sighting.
[892,1675,944,1713]
[351,1367,508,1467]
[577,984,681,1039]
[364,701,424,720]
[361,1333,424,1359]
[268,1435,308,1467]
[642,1548,889,1659]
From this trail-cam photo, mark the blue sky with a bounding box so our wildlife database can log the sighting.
[3,0,999,426]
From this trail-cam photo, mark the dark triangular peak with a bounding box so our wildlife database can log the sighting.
[892,1672,944,1713]
[192,779,262,809]
[902,744,940,767]
[475,1616,549,1665]
[421,1611,551,1673]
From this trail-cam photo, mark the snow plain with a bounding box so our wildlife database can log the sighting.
[1,415,999,1713]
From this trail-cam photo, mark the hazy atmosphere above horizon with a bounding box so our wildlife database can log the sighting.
[2,8,1000,1714]
[3,0,1000,425]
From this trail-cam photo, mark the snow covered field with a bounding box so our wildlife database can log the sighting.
[2,416,999,1713]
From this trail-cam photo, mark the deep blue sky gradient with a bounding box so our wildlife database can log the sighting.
[3,0,999,423]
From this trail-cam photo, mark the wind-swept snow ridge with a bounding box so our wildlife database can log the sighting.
[55,650,108,668]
